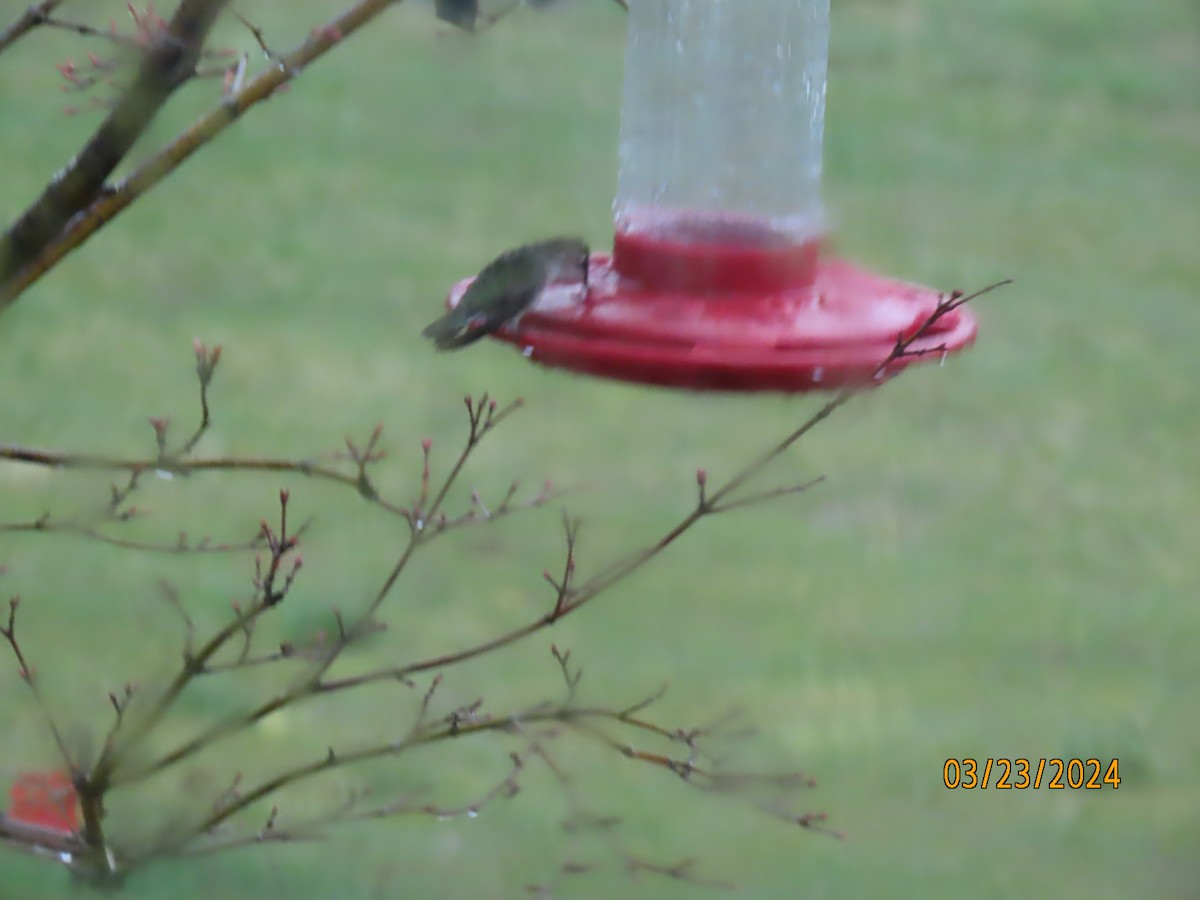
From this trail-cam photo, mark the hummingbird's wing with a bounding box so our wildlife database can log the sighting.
[422,279,544,349]
[423,249,548,350]
[422,310,496,349]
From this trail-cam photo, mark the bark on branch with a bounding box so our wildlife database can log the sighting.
[0,0,231,299]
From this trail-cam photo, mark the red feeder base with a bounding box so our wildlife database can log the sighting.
[447,226,977,393]
[7,770,78,834]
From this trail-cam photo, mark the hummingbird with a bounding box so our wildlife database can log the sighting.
[422,237,590,350]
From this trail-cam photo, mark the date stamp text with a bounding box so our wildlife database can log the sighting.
[943,758,1120,789]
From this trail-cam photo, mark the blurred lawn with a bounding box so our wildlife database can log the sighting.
[1,0,1198,897]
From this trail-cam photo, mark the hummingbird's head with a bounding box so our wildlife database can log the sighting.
[541,237,590,288]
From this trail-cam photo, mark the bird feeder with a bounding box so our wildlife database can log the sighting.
[446,0,976,392]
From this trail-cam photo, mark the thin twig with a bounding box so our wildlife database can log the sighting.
[40,15,143,50]
[709,476,826,514]
[0,518,266,553]
[0,598,75,774]
[0,0,71,54]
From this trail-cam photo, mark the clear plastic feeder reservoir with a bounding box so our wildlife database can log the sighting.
[445,0,977,392]
[615,0,827,262]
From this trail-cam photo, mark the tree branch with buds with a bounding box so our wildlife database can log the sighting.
[0,0,630,310]
[0,283,1005,886]
[0,0,1008,891]
[0,0,233,294]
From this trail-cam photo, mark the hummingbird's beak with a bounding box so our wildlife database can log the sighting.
[582,250,590,291]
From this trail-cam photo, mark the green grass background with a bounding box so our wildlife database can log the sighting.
[1,0,1197,896]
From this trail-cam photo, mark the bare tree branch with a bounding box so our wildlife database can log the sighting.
[0,0,233,295]
[0,812,85,860]
[315,284,1012,698]
[0,0,379,309]
[0,0,71,54]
